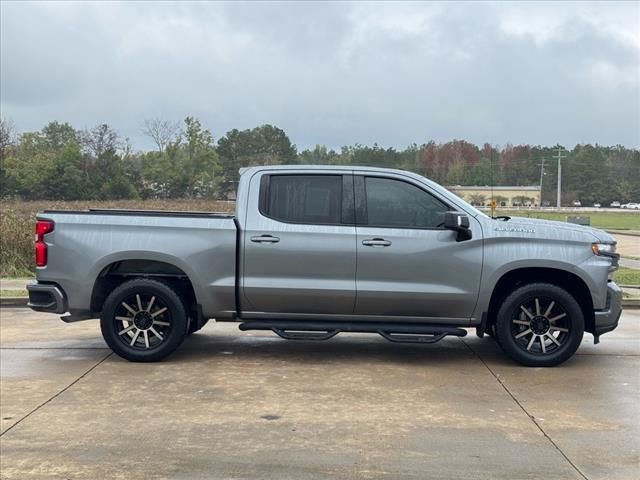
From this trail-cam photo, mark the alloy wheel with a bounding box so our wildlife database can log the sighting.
[114,293,172,350]
[510,296,570,355]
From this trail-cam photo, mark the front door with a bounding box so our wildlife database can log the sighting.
[242,172,356,315]
[354,174,483,320]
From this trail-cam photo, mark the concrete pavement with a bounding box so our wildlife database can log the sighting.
[0,279,31,290]
[614,233,640,269]
[0,308,638,479]
[621,257,640,269]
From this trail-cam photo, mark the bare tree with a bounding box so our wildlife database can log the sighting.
[72,123,121,179]
[142,118,180,153]
[80,123,121,158]
[121,136,133,162]
[0,118,16,160]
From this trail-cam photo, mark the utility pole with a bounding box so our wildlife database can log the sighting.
[490,146,495,217]
[538,158,545,209]
[555,147,566,209]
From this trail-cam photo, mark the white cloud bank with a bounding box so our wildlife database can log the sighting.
[1,1,638,149]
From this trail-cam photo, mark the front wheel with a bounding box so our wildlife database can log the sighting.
[100,278,189,362]
[495,283,584,367]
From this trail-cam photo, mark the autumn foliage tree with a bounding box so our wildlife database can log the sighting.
[1,117,638,204]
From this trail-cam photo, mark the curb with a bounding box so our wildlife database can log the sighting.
[0,297,28,307]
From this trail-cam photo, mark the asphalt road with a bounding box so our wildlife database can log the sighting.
[1,308,638,480]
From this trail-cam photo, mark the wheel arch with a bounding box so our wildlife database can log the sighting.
[486,267,595,334]
[90,256,199,315]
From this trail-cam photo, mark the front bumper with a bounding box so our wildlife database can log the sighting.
[593,281,623,340]
[27,282,67,314]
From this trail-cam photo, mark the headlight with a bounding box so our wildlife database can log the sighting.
[591,243,617,257]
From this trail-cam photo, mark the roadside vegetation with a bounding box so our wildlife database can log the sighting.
[0,289,27,298]
[615,267,640,287]
[498,210,640,231]
[2,118,639,206]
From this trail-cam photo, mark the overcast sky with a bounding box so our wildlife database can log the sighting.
[1,1,639,151]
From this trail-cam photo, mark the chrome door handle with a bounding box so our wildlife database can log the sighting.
[250,235,280,244]
[362,238,392,247]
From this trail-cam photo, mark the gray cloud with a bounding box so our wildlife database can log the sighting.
[1,1,639,150]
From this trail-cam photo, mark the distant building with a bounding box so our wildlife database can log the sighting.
[447,185,541,207]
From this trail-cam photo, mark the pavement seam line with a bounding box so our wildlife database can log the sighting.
[460,338,590,480]
[0,351,113,437]
[1,347,110,350]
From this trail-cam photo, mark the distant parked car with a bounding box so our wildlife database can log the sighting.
[593,203,601,208]
[572,201,582,207]
[621,203,639,210]
[610,201,621,208]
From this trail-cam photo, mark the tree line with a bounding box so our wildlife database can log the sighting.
[1,117,638,205]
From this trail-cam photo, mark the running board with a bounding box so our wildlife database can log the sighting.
[238,320,467,344]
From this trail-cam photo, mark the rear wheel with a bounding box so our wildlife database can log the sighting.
[495,283,584,367]
[100,278,188,362]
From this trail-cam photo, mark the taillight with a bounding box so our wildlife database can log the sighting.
[35,220,54,267]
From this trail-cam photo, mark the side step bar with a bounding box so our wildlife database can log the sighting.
[239,320,467,344]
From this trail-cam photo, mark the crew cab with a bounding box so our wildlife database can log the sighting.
[27,166,623,366]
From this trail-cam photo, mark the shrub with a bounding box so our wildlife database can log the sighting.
[0,211,34,277]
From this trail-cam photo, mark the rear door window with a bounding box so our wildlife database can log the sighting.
[263,175,343,225]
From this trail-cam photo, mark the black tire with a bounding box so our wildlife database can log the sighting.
[495,283,584,367]
[188,318,209,335]
[100,278,188,362]
[487,322,502,347]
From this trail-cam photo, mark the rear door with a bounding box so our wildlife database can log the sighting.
[354,174,483,320]
[241,171,357,315]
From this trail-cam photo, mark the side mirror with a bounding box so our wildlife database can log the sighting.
[444,212,472,241]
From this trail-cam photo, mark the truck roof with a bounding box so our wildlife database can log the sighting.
[239,164,415,176]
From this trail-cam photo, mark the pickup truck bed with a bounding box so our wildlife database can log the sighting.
[32,208,239,322]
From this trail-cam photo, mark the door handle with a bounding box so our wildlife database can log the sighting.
[250,234,280,244]
[362,238,392,247]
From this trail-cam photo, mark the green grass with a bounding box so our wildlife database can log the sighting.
[614,267,640,286]
[498,210,640,231]
[0,289,27,297]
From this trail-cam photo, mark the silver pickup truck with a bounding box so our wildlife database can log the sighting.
[27,165,623,366]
